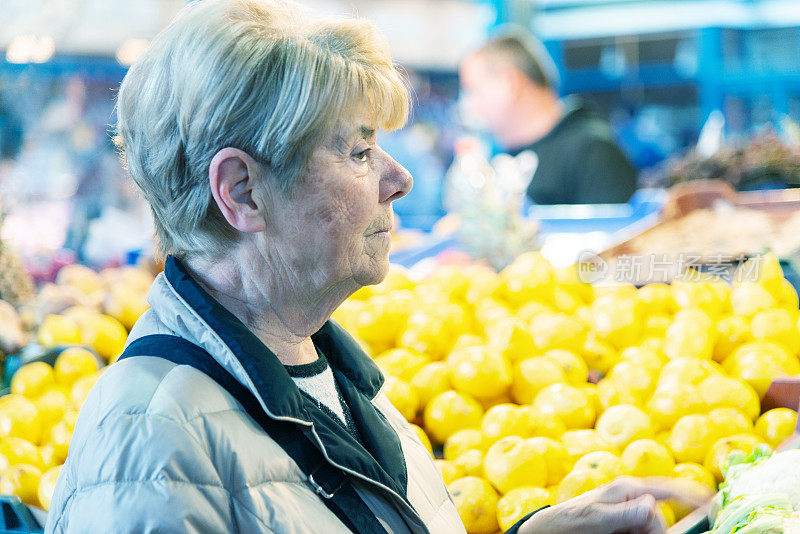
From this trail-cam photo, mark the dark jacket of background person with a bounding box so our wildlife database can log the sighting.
[510,97,638,205]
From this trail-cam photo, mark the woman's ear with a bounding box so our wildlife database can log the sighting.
[209,147,268,233]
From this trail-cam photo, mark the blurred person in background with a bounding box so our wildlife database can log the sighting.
[459,29,638,205]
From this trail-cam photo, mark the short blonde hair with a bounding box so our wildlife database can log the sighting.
[116,0,409,256]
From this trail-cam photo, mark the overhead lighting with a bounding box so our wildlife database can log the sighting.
[32,36,55,63]
[116,39,150,66]
[6,35,55,64]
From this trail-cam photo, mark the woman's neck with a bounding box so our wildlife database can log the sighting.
[183,247,348,366]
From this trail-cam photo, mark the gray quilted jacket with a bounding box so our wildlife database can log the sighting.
[45,256,464,533]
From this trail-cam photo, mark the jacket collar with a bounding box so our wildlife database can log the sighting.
[161,255,385,420]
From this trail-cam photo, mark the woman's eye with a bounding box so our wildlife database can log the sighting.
[353,148,372,162]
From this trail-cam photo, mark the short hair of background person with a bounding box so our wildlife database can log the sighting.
[475,26,560,92]
[116,0,409,258]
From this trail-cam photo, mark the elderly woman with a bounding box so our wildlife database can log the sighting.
[46,1,706,533]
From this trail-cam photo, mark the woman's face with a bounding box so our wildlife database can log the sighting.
[265,106,412,295]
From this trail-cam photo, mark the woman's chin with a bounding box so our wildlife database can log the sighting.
[354,258,391,288]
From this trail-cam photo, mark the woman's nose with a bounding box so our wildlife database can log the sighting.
[378,150,413,203]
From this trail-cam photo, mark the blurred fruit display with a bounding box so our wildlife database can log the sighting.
[0,262,154,511]
[2,251,800,533]
[654,129,800,191]
[332,251,800,532]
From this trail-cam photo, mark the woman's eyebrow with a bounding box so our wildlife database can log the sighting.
[360,126,376,140]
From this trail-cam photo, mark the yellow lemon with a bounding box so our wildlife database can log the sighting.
[621,439,675,477]
[561,429,618,460]
[778,279,799,310]
[486,318,537,363]
[595,404,654,450]
[481,404,531,446]
[750,308,800,355]
[556,468,611,503]
[0,464,42,507]
[516,301,553,323]
[646,385,705,431]
[382,376,419,422]
[79,314,128,363]
[445,429,486,461]
[46,420,73,465]
[734,253,784,293]
[580,336,618,375]
[446,346,511,401]
[409,424,432,456]
[374,348,429,382]
[755,408,798,448]
[589,295,642,350]
[596,379,640,412]
[666,414,715,464]
[673,462,717,490]
[483,436,547,493]
[542,349,588,386]
[104,285,150,331]
[658,357,719,387]
[533,383,595,430]
[714,316,751,362]
[54,347,100,386]
[663,309,715,360]
[0,395,43,445]
[424,390,484,444]
[448,477,500,534]
[37,314,81,348]
[410,362,451,410]
[33,389,70,436]
[38,444,57,470]
[11,362,56,399]
[399,311,456,361]
[434,459,465,485]
[671,279,726,317]
[643,314,672,339]
[553,287,582,314]
[511,357,566,405]
[604,361,657,407]
[527,437,573,486]
[618,347,665,374]
[725,341,799,398]
[70,372,102,410]
[708,407,752,440]
[554,265,593,302]
[519,406,567,440]
[37,465,61,511]
[640,337,666,357]
[529,312,586,353]
[658,501,677,527]
[731,282,777,318]
[355,294,410,354]
[573,451,625,479]
[704,434,767,481]
[498,252,556,308]
[496,486,550,532]
[698,375,760,421]
[453,449,484,478]
[580,383,603,417]
[0,437,44,471]
[56,264,104,294]
[637,283,675,315]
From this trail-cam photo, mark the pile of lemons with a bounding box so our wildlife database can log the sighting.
[0,263,152,510]
[333,252,800,533]
[0,347,103,510]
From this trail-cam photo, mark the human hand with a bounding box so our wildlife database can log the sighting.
[517,476,713,534]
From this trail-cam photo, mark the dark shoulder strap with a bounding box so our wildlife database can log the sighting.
[120,334,388,534]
